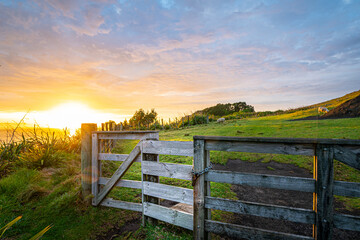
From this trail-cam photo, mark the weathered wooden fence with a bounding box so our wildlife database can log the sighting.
[81,124,360,240]
[193,136,360,240]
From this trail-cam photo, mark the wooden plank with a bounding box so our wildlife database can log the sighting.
[205,149,211,240]
[142,151,160,225]
[206,170,315,193]
[205,220,314,240]
[334,181,360,198]
[333,213,360,231]
[91,133,99,205]
[205,140,314,156]
[141,146,146,226]
[81,123,97,204]
[334,145,360,170]
[98,177,142,189]
[315,145,334,240]
[98,153,141,162]
[142,161,193,181]
[95,130,159,134]
[142,140,194,156]
[205,196,315,224]
[94,145,141,206]
[98,132,159,140]
[101,198,142,212]
[143,181,193,205]
[194,135,360,146]
[143,202,193,230]
[193,139,206,239]
[141,134,160,225]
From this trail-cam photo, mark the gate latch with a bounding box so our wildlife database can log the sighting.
[192,163,213,186]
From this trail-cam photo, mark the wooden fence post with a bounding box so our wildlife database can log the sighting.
[142,132,160,226]
[315,144,334,240]
[100,123,105,153]
[193,139,211,239]
[81,123,97,204]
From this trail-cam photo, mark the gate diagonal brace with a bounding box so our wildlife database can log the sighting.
[93,141,142,206]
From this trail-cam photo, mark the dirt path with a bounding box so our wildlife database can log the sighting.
[213,159,360,239]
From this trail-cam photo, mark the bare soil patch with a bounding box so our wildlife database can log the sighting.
[321,94,360,119]
[294,94,360,121]
[95,212,141,240]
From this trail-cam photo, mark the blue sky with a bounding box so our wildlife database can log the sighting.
[0,0,359,119]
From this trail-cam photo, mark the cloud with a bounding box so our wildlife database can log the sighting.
[158,0,175,9]
[0,0,359,117]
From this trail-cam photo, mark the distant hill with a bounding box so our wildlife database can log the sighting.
[321,94,360,119]
[187,90,360,121]
[297,90,360,110]
[287,90,360,121]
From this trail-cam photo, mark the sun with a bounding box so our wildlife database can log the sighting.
[34,102,99,134]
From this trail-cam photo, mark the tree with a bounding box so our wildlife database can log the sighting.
[129,109,158,128]
[202,102,254,116]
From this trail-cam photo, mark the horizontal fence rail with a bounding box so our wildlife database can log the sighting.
[143,181,193,205]
[101,198,142,212]
[142,161,193,181]
[333,213,360,232]
[143,202,193,230]
[142,140,194,156]
[206,170,315,193]
[96,131,159,140]
[333,180,360,198]
[205,196,315,224]
[99,177,142,189]
[205,220,314,240]
[98,153,142,162]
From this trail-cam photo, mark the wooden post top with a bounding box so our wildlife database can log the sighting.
[93,130,159,134]
[193,136,360,145]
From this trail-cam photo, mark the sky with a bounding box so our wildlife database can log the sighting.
[0,0,360,128]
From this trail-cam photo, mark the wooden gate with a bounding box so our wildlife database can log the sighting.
[91,131,158,210]
[89,129,195,230]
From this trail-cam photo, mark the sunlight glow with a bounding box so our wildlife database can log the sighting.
[32,102,98,134]
[29,102,128,135]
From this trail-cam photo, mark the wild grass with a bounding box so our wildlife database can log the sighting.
[0,124,80,177]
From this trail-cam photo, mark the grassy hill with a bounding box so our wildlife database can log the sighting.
[0,91,359,239]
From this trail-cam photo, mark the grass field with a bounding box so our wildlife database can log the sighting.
[0,92,359,239]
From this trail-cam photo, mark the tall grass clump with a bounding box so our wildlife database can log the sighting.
[0,123,81,178]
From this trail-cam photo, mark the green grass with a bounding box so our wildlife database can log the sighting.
[0,91,359,239]
[159,106,360,215]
